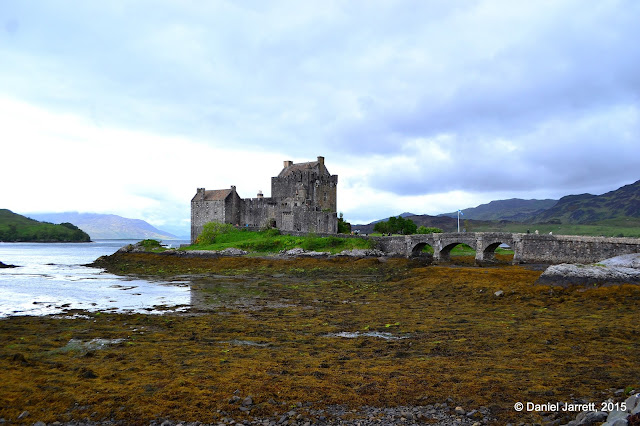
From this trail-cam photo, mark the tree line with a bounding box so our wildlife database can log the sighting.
[373,216,443,235]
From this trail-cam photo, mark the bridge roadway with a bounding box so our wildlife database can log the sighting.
[371,232,640,265]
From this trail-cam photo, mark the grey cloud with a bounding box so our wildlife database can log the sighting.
[368,103,640,198]
[3,0,640,214]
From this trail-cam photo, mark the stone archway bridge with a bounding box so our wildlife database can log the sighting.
[371,232,640,265]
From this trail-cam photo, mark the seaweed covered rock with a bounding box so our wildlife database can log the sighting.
[536,253,640,287]
[117,239,165,253]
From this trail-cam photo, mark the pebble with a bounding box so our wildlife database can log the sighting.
[5,402,494,425]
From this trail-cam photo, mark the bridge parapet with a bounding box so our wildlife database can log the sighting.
[368,232,640,265]
[286,231,640,265]
[513,234,640,264]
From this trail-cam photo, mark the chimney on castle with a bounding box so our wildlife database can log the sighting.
[284,160,293,168]
[317,156,324,165]
[257,190,263,199]
[231,185,236,193]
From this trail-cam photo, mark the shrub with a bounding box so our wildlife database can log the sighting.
[416,226,443,234]
[374,216,418,235]
[139,239,163,250]
[337,212,351,234]
[196,222,236,245]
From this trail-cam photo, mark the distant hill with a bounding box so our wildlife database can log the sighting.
[354,179,640,234]
[440,198,558,221]
[366,212,418,225]
[0,209,91,242]
[532,179,640,224]
[352,214,490,234]
[25,212,179,240]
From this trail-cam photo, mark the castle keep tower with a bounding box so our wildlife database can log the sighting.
[191,157,338,243]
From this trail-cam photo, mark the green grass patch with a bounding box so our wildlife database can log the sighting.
[185,227,373,254]
[138,239,167,252]
[470,219,640,238]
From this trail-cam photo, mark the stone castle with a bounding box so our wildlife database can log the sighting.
[191,156,338,243]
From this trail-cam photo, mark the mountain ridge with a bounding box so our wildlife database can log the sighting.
[353,178,640,231]
[24,212,180,240]
[440,198,558,221]
[532,179,640,224]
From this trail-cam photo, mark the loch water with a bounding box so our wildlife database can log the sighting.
[0,240,191,318]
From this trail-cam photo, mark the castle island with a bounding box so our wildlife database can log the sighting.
[191,156,338,243]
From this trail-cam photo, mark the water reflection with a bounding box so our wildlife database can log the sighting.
[189,275,299,312]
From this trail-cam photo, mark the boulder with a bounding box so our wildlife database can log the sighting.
[600,253,640,269]
[566,410,608,425]
[280,248,329,257]
[335,248,386,257]
[218,248,248,256]
[116,243,146,253]
[536,253,640,287]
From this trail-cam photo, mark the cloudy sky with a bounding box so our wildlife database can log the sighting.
[2,0,639,236]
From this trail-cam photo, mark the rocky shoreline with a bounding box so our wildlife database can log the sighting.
[7,393,640,426]
[4,401,492,426]
[118,243,388,260]
[565,392,640,426]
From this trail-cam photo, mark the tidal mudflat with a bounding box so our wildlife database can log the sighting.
[1,254,639,425]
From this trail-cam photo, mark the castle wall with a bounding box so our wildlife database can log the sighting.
[314,175,338,212]
[227,190,242,226]
[241,198,278,228]
[271,173,337,212]
[288,209,337,233]
[191,200,226,243]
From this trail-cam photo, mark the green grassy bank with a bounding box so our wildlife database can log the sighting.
[184,227,373,254]
[468,217,640,238]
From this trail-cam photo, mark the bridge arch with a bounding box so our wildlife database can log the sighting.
[476,234,515,265]
[438,242,476,263]
[410,242,434,259]
[481,241,505,264]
